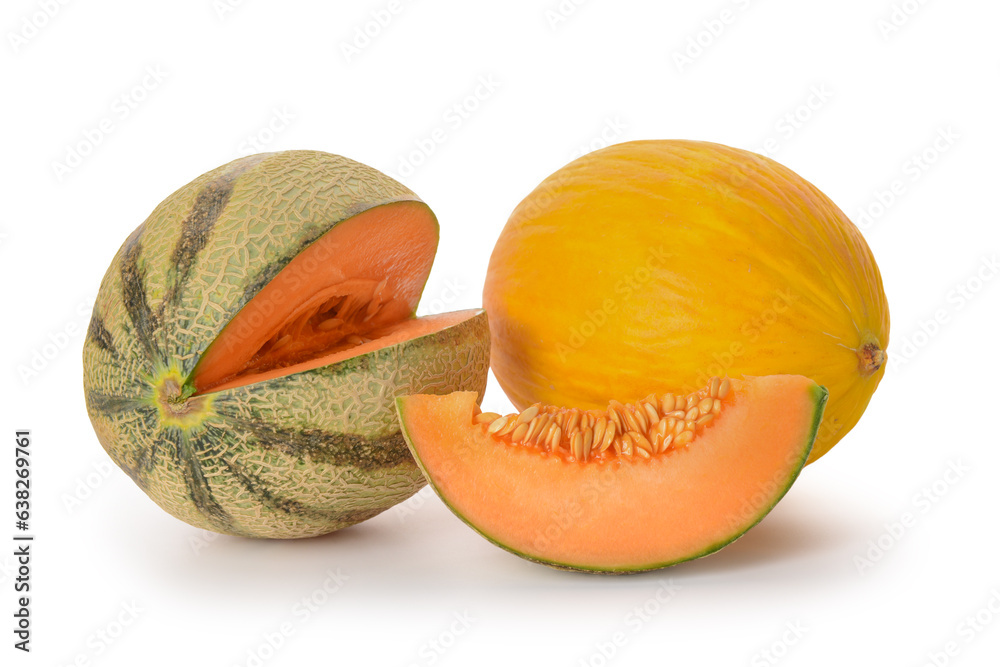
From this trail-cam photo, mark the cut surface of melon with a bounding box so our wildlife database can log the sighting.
[192,200,439,393]
[206,310,482,393]
[396,375,827,572]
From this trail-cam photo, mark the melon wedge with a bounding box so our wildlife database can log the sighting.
[396,375,828,572]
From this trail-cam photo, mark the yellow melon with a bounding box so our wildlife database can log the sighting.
[483,140,888,463]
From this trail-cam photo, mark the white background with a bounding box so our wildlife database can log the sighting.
[3,0,999,665]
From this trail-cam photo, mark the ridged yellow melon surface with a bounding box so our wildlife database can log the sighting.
[484,140,888,462]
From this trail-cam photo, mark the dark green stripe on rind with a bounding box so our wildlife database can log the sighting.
[175,429,235,533]
[82,152,488,538]
[120,239,160,365]
[87,313,119,357]
[221,415,415,471]
[398,385,830,575]
[84,309,488,538]
[85,390,145,415]
[207,426,385,528]
[161,174,237,315]
[87,402,161,489]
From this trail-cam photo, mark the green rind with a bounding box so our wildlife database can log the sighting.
[87,310,489,538]
[397,384,828,573]
[84,150,432,394]
[83,151,485,538]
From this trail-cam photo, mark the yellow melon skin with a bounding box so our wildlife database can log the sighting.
[483,140,889,463]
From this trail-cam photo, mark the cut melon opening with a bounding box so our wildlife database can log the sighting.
[191,200,442,394]
[396,375,828,573]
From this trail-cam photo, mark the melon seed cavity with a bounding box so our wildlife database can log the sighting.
[474,377,731,462]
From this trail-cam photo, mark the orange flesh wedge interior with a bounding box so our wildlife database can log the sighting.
[192,200,439,394]
[205,310,479,393]
[396,375,827,572]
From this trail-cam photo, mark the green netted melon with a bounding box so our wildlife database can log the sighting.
[83,150,489,538]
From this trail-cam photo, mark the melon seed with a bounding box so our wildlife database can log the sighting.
[487,415,511,434]
[516,404,540,426]
[475,412,501,424]
[482,377,733,462]
[571,432,584,460]
[511,423,529,442]
[642,402,660,427]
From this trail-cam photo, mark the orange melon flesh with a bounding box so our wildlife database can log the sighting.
[396,375,827,572]
[206,310,481,393]
[192,201,438,393]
